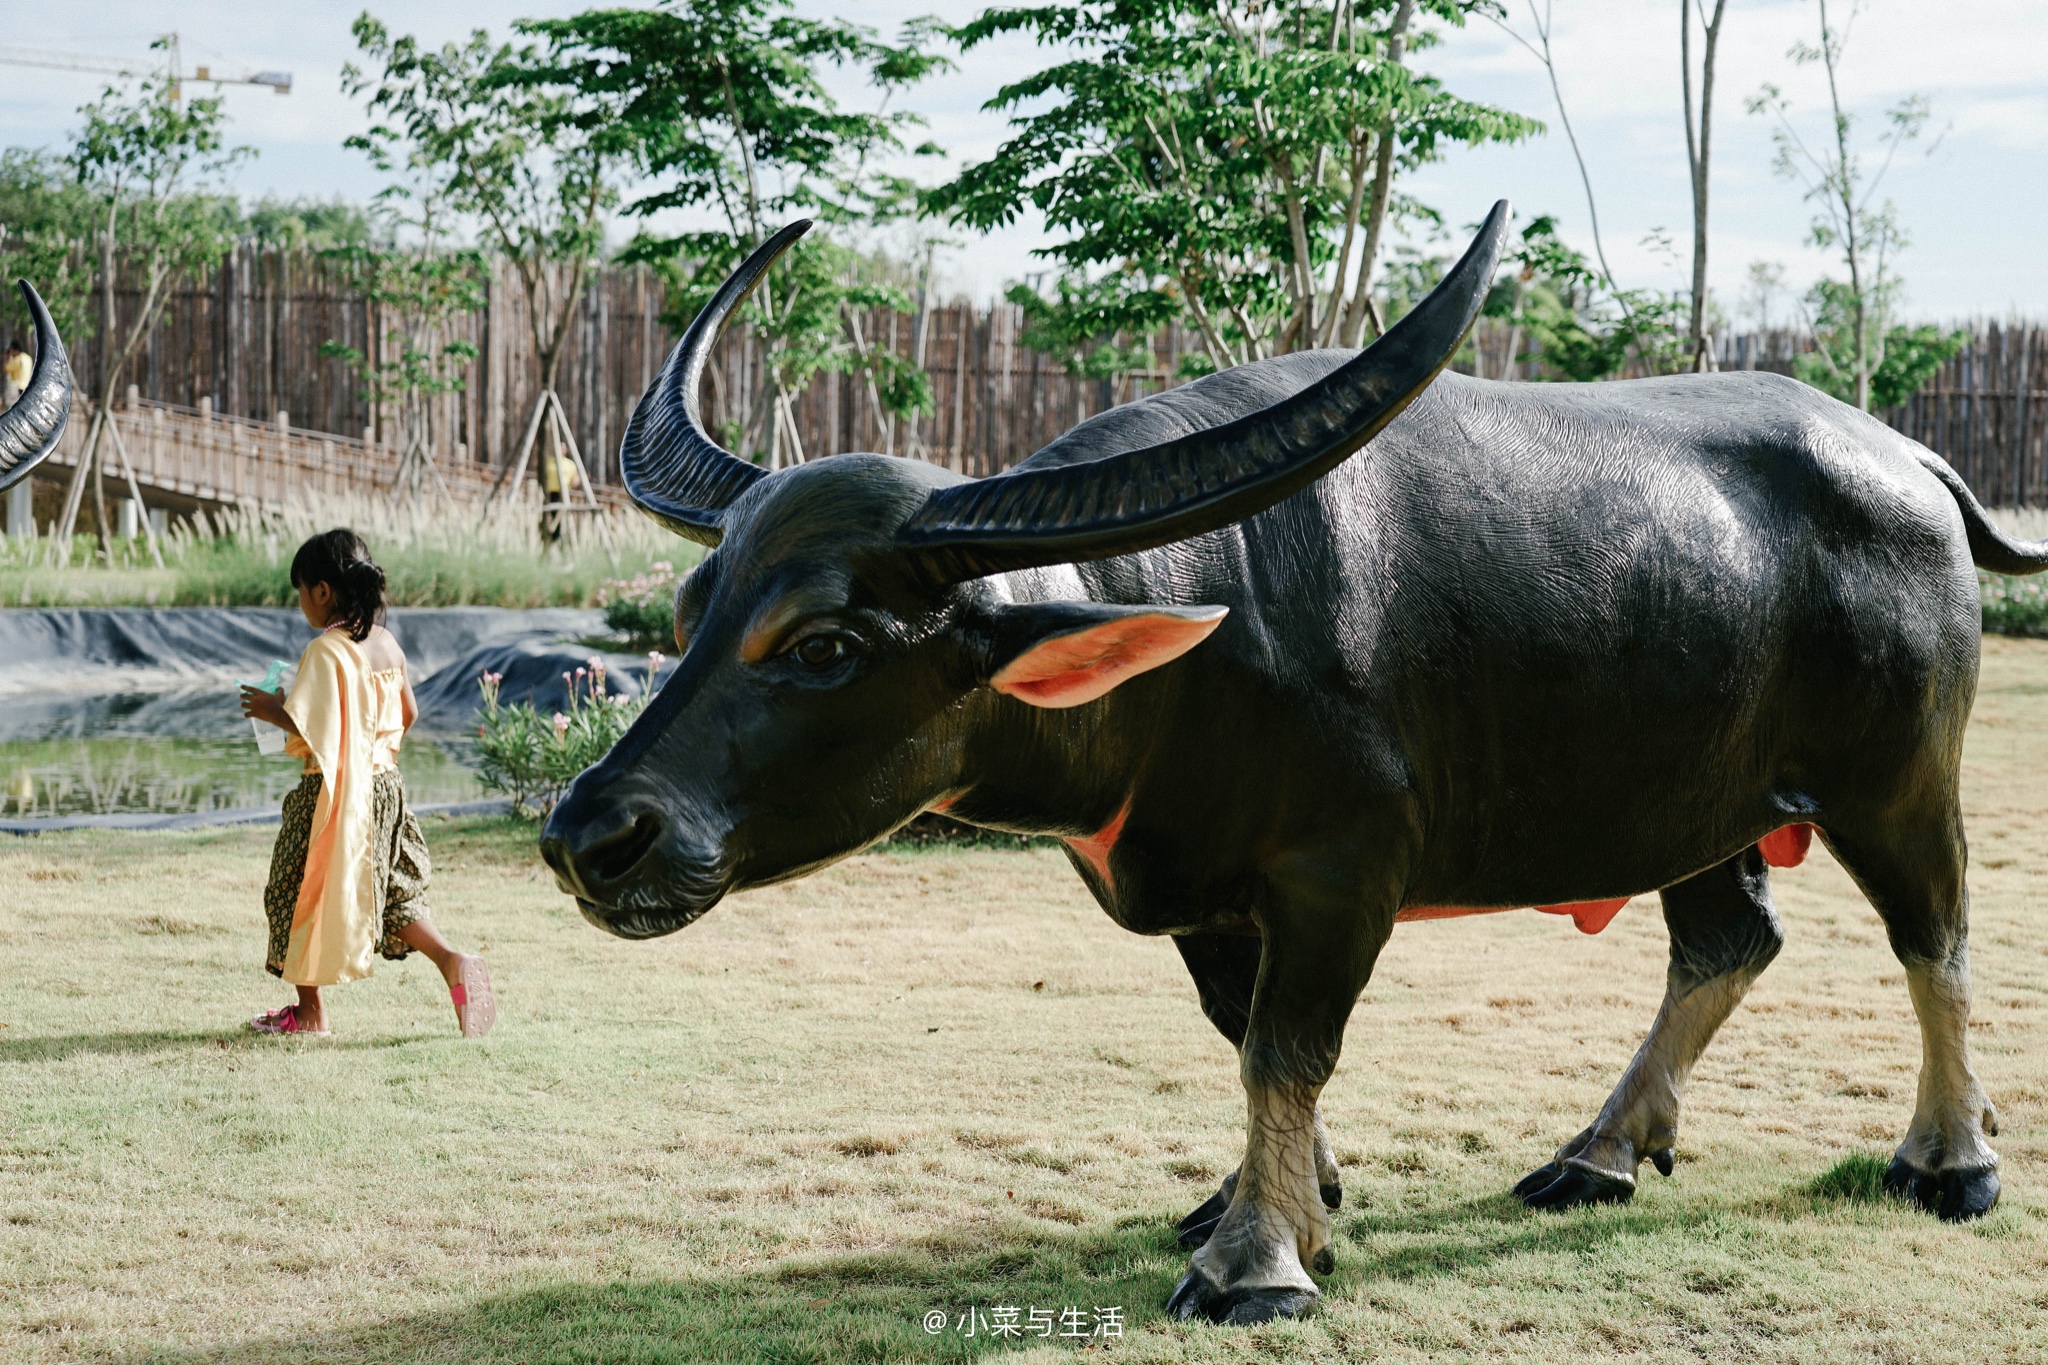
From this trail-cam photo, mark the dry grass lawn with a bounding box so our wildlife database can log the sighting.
[5,639,2048,1363]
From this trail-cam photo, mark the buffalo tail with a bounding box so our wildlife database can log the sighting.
[1918,453,2048,576]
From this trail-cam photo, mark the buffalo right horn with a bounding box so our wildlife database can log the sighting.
[896,200,1511,583]
[618,221,812,546]
[0,280,73,493]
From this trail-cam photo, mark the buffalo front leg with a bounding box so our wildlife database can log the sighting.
[1171,932,1343,1251]
[1519,848,1784,1209]
[1168,898,1387,1324]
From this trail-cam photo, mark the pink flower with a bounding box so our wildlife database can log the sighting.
[648,650,665,668]
[552,712,570,737]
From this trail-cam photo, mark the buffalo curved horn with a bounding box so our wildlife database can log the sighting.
[619,221,812,544]
[0,280,73,494]
[897,199,1512,582]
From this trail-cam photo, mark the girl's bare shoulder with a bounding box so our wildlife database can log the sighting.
[361,624,408,674]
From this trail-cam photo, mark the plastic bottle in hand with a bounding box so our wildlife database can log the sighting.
[239,660,291,755]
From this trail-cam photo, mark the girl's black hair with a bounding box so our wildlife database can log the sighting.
[290,529,386,642]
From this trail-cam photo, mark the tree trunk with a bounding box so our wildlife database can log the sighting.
[1341,0,1417,348]
[1683,0,1729,372]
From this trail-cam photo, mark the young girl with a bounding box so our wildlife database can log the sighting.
[240,529,495,1039]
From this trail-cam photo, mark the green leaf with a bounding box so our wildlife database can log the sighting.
[929,0,1537,368]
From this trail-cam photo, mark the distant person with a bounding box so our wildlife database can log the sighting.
[239,529,495,1039]
[537,445,581,543]
[1,338,29,410]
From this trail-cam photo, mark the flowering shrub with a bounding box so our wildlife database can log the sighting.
[473,654,665,816]
[597,561,679,650]
[1983,571,2048,639]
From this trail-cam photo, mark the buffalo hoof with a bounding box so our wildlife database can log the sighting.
[1320,1179,1343,1210]
[1885,1157,1999,1221]
[1514,1161,1635,1211]
[1167,1268,1317,1325]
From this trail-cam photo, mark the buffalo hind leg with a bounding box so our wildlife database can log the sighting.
[1519,847,1784,1210]
[1826,805,2000,1221]
[1172,933,1343,1252]
[1168,904,1386,1324]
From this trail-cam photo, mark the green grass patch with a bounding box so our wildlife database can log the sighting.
[7,642,2048,1361]
[1808,1151,1890,1204]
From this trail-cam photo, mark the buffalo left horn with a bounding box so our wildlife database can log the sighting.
[0,281,73,493]
[618,221,812,545]
[896,200,1511,582]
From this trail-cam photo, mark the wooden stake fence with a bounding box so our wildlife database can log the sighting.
[16,241,2048,509]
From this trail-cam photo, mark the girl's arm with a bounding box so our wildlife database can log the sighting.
[401,679,419,734]
[240,685,302,738]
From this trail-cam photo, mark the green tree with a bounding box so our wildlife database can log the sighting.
[1748,0,1936,411]
[929,1,1536,373]
[1473,215,1682,382]
[1005,271,1179,382]
[54,61,250,560]
[240,195,379,251]
[519,0,945,467]
[1792,295,1963,411]
[346,14,627,502]
[317,221,487,505]
[0,148,98,345]
[1485,2,1695,376]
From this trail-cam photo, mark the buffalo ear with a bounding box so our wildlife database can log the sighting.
[987,602,1228,709]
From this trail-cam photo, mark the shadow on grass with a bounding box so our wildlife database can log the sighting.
[107,1221,1189,1365]
[0,1029,237,1063]
[0,1029,440,1063]
[1331,1187,1722,1287]
[83,1165,1924,1363]
[1328,1157,1930,1292]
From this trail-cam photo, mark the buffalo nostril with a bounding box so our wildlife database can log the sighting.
[580,810,664,887]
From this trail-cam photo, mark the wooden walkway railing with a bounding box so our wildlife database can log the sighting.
[40,393,626,520]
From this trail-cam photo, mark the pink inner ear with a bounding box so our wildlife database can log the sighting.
[992,610,1227,708]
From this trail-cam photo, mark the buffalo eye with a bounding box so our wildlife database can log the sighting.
[791,633,848,671]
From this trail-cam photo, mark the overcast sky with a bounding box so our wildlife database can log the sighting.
[3,0,2041,321]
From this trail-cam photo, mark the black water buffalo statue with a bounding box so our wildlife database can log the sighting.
[0,281,72,492]
[542,203,2043,1323]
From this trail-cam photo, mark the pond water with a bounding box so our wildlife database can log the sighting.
[0,686,484,819]
[0,605,623,822]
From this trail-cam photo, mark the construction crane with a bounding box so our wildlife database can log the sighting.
[0,33,290,99]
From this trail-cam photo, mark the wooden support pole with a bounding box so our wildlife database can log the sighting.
[103,413,165,569]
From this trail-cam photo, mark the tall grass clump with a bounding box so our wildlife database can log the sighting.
[0,492,695,609]
[1807,1151,1890,1204]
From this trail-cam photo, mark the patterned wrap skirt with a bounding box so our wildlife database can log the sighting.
[264,767,430,978]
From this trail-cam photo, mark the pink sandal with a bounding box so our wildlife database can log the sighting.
[450,956,495,1039]
[248,1005,330,1037]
